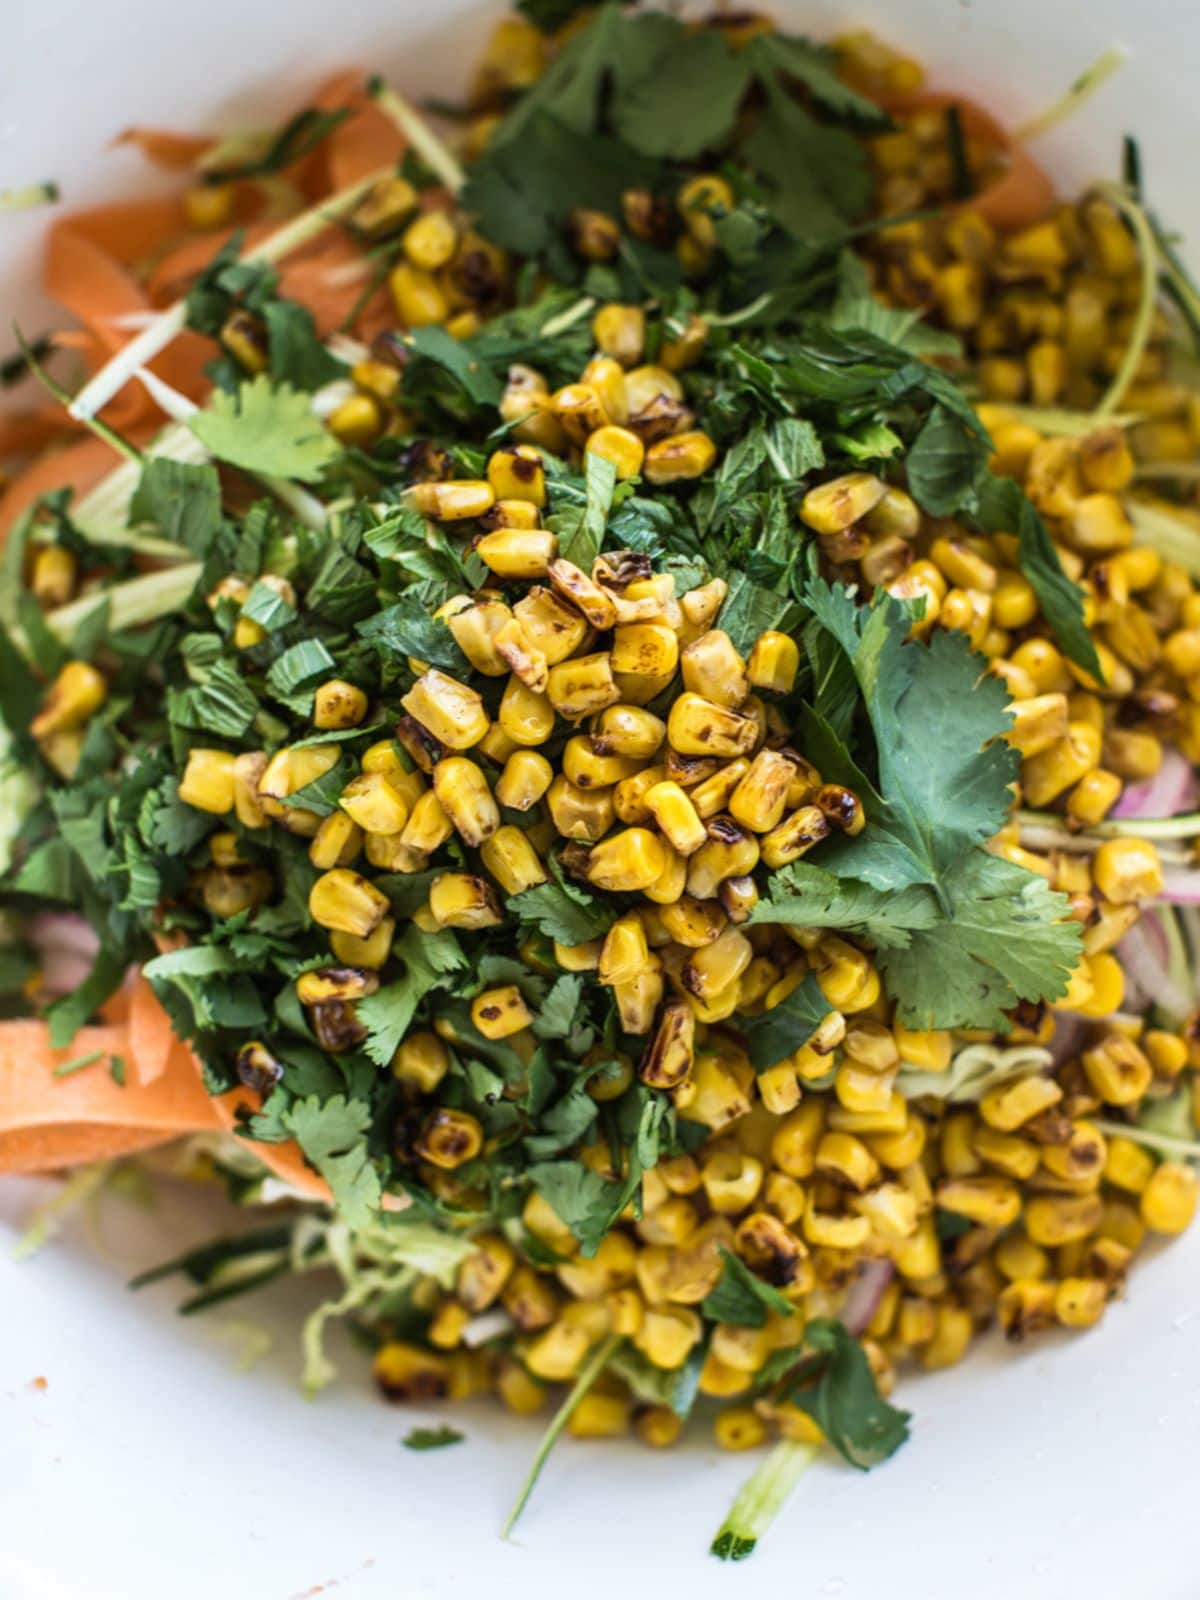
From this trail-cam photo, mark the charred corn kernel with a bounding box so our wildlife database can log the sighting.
[713,1408,767,1452]
[308,869,389,938]
[1103,729,1162,784]
[338,772,409,837]
[428,871,503,931]
[930,535,997,593]
[744,631,799,695]
[510,591,587,668]
[218,309,268,374]
[401,670,489,750]
[816,1131,880,1192]
[771,1103,824,1179]
[586,828,667,893]
[760,805,830,869]
[598,912,651,987]
[406,480,496,521]
[257,746,340,815]
[352,174,417,238]
[852,1180,919,1242]
[177,748,237,815]
[893,1024,952,1072]
[226,752,266,830]
[973,1125,1039,1181]
[398,208,456,272]
[545,775,614,843]
[727,750,794,834]
[667,693,758,760]
[835,1062,896,1116]
[994,1232,1050,1283]
[415,1107,484,1171]
[474,528,557,582]
[980,1074,1063,1132]
[614,966,663,1033]
[1041,1121,1108,1185]
[658,897,727,948]
[590,706,666,763]
[936,1175,1023,1228]
[309,811,363,871]
[679,630,749,708]
[1071,951,1124,1019]
[563,738,642,793]
[581,355,629,424]
[1025,1193,1104,1248]
[585,424,645,480]
[683,925,753,1002]
[329,911,395,969]
[677,173,734,246]
[479,826,547,896]
[30,661,106,741]
[431,758,499,847]
[492,679,550,750]
[642,781,705,856]
[613,765,668,824]
[718,875,758,925]
[523,1321,591,1382]
[1092,837,1163,903]
[609,621,678,681]
[313,679,368,730]
[30,544,76,606]
[676,1049,753,1133]
[1080,1033,1152,1106]
[997,1279,1058,1341]
[544,652,619,721]
[592,303,646,366]
[470,985,532,1041]
[484,443,546,506]
[658,313,708,373]
[686,818,761,898]
[942,1111,983,1177]
[546,558,618,629]
[551,382,610,445]
[389,261,449,327]
[372,1340,449,1401]
[635,1405,683,1448]
[800,472,887,535]
[700,1151,764,1215]
[679,579,728,638]
[396,791,451,857]
[1066,768,1122,825]
[642,431,717,484]
[1021,721,1102,807]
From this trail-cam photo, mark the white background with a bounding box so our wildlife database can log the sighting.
[3,1,1200,1596]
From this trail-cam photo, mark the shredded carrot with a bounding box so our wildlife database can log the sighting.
[113,127,215,171]
[127,975,175,1086]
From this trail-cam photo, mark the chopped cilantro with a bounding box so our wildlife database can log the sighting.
[190,375,342,482]
[402,1425,464,1451]
[281,1094,382,1229]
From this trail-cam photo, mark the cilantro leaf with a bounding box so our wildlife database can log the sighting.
[901,403,981,516]
[281,1094,381,1229]
[44,947,128,1050]
[355,925,468,1067]
[783,1318,910,1471]
[552,449,616,569]
[263,300,345,391]
[877,850,1083,1030]
[170,659,259,739]
[805,582,1018,894]
[358,592,471,676]
[703,1246,796,1328]
[738,973,832,1071]
[750,860,936,949]
[406,325,503,408]
[830,251,962,358]
[532,974,584,1041]
[609,15,750,159]
[610,1339,706,1420]
[739,72,871,243]
[190,375,342,483]
[526,1160,632,1257]
[511,872,613,945]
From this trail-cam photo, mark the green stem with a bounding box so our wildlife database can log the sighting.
[0,181,59,213]
[502,1333,621,1540]
[1094,1119,1200,1162]
[1090,182,1161,419]
[710,1440,819,1562]
[46,562,203,640]
[1014,46,1127,143]
[15,326,140,462]
[1017,808,1200,843]
[369,79,465,194]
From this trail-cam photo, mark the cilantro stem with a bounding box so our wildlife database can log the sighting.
[1094,1119,1200,1162]
[502,1332,621,1540]
[1089,181,1159,419]
[369,79,465,195]
[15,325,141,463]
[1014,45,1127,143]
[1127,501,1200,581]
[538,296,596,339]
[710,1439,818,1562]
[69,166,393,421]
[52,1049,106,1079]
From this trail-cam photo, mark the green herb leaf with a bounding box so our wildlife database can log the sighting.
[783,1318,911,1471]
[358,592,471,675]
[355,925,469,1067]
[902,403,980,515]
[703,1246,796,1328]
[263,300,346,391]
[129,459,223,553]
[280,1094,382,1229]
[402,1425,464,1451]
[191,375,342,482]
[556,449,616,569]
[511,872,614,946]
[609,15,750,159]
[406,325,503,408]
[737,973,832,1071]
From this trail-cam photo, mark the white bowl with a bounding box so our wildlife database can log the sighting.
[3,4,1199,1597]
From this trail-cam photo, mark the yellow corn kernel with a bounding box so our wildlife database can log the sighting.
[177,748,237,814]
[643,431,717,484]
[585,424,645,480]
[431,757,499,847]
[683,924,753,1002]
[815,1131,880,1192]
[545,775,614,843]
[592,302,646,366]
[329,915,395,970]
[545,652,620,721]
[309,810,364,870]
[893,1024,952,1072]
[231,752,268,829]
[401,670,489,750]
[30,660,107,741]
[428,871,503,930]
[314,679,369,730]
[1091,837,1163,904]
[973,1124,1039,1181]
[389,261,450,327]
[1026,1193,1105,1253]
[327,392,382,447]
[1066,768,1123,826]
[634,1305,703,1370]
[727,750,794,834]
[308,868,390,938]
[1082,1032,1153,1106]
[470,985,532,1041]
[474,528,557,581]
[642,780,705,856]
[667,692,758,760]
[678,630,749,709]
[1021,721,1102,806]
[979,1074,1063,1132]
[1145,1030,1189,1079]
[479,826,547,896]
[800,472,887,535]
[586,828,667,893]
[338,772,409,837]
[610,621,679,681]
[746,631,800,694]
[598,911,651,987]
[686,819,761,898]
[1140,1162,1199,1234]
[936,1175,1023,1228]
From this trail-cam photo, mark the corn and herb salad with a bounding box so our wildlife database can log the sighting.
[4,0,1200,1562]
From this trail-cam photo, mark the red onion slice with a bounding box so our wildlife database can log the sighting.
[1112,747,1198,819]
[839,1259,895,1337]
[1117,915,1193,1021]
